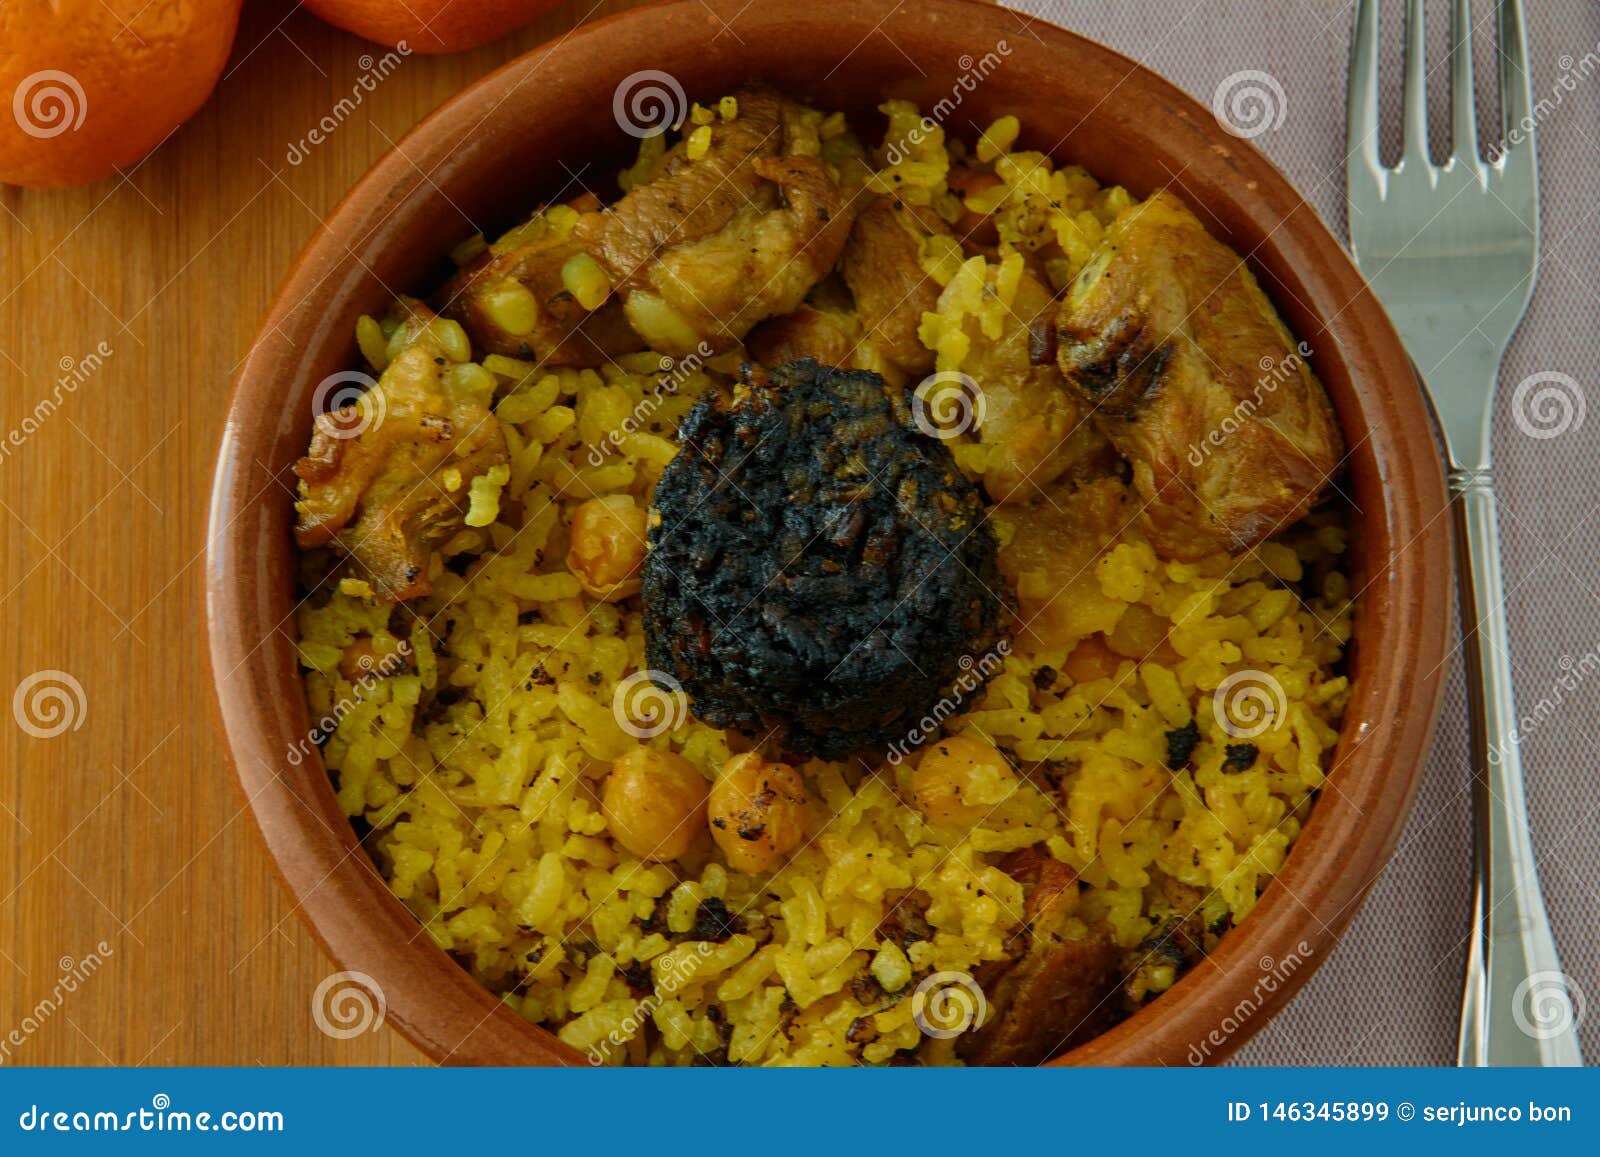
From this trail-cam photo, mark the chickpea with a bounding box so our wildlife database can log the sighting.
[601,747,708,862]
[708,753,807,874]
[567,494,648,600]
[912,735,1017,825]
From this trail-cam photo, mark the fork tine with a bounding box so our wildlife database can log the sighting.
[1497,0,1532,148]
[1402,0,1431,165]
[1347,0,1381,171]
[1450,0,1479,161]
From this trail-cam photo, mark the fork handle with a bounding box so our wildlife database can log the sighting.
[1451,468,1583,1066]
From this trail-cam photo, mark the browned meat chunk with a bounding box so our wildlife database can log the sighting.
[964,934,1122,1065]
[590,87,784,282]
[995,476,1139,653]
[1056,191,1343,560]
[956,268,1115,504]
[745,306,858,370]
[960,846,1123,1066]
[841,197,945,376]
[293,301,508,601]
[580,86,858,355]
[435,201,641,367]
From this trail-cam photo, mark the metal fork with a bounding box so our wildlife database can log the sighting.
[1346,0,1581,1066]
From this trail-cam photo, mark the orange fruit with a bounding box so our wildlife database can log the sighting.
[0,0,242,189]
[301,0,565,55]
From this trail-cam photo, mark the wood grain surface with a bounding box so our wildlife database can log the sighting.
[0,0,829,1067]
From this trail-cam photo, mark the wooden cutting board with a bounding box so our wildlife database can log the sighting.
[0,0,998,1065]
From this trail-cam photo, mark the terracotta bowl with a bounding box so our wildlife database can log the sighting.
[207,0,1453,1066]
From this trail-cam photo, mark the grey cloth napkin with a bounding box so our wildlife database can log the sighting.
[1003,0,1600,1065]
